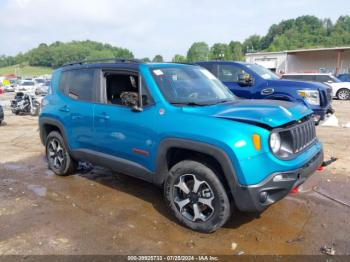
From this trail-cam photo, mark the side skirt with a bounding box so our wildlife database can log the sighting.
[71,149,154,183]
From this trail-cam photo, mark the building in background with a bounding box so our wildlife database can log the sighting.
[245,47,350,76]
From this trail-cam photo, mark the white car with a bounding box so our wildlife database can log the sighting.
[16,80,36,93]
[282,73,350,100]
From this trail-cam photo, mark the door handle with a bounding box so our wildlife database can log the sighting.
[71,114,82,120]
[59,105,70,112]
[96,113,110,120]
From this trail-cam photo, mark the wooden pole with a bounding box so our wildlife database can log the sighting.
[336,50,342,75]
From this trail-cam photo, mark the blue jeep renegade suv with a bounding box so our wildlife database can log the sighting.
[39,59,323,232]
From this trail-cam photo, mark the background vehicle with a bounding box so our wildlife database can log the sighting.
[16,80,36,93]
[11,92,40,116]
[35,80,50,95]
[337,73,350,82]
[39,59,323,233]
[34,78,46,87]
[196,61,334,123]
[0,105,3,124]
[282,73,350,100]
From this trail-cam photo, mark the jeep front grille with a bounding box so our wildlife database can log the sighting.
[289,119,316,153]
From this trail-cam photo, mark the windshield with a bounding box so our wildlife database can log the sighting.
[35,79,45,83]
[330,75,341,83]
[23,81,35,86]
[246,64,279,80]
[151,66,235,105]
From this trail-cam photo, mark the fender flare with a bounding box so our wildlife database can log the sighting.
[39,117,69,148]
[154,138,240,197]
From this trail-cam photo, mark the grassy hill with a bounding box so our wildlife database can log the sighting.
[0,64,52,77]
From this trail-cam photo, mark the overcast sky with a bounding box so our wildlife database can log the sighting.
[1,0,349,59]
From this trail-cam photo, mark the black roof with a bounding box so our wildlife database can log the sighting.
[61,58,143,70]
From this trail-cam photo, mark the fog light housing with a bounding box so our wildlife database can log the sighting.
[259,191,268,203]
[273,174,283,182]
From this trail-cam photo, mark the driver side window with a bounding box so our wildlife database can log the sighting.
[216,65,247,83]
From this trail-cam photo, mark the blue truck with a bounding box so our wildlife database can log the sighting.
[39,59,323,232]
[196,61,334,123]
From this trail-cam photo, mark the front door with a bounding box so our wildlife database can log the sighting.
[212,64,254,98]
[93,70,157,174]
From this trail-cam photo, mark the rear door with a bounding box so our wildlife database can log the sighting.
[58,69,97,150]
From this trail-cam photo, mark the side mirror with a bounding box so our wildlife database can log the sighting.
[238,73,254,86]
[132,105,143,112]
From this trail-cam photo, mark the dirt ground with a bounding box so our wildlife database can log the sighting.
[0,94,350,255]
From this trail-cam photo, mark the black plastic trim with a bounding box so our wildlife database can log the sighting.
[71,149,153,182]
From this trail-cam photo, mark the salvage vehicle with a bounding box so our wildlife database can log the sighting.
[196,61,334,123]
[0,104,3,124]
[39,59,324,232]
[282,73,350,100]
[11,92,40,116]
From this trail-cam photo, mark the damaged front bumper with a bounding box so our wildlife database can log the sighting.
[233,149,323,212]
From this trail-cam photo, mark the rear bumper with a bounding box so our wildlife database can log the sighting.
[234,149,323,212]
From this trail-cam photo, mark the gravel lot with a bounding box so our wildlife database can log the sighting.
[0,94,350,255]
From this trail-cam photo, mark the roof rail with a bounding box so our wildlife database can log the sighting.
[62,58,144,67]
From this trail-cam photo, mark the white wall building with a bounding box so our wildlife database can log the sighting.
[245,47,350,75]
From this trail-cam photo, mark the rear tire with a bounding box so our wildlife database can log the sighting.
[164,160,231,233]
[46,131,76,176]
[336,88,350,100]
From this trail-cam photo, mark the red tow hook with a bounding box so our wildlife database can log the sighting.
[290,187,299,194]
[317,165,324,171]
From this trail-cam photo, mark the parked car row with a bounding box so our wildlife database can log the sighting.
[0,76,51,95]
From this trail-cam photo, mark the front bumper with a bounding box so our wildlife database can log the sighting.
[0,107,4,121]
[312,105,334,123]
[234,149,323,212]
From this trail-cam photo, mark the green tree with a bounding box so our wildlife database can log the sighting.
[209,43,232,60]
[141,57,151,62]
[243,35,262,53]
[172,54,187,63]
[152,55,164,62]
[228,41,244,61]
[187,42,209,62]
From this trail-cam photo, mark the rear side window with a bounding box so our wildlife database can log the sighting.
[315,75,331,82]
[59,69,96,101]
[300,75,315,81]
[282,75,299,80]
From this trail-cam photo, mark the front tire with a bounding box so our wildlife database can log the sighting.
[164,160,231,233]
[336,88,350,100]
[46,131,76,176]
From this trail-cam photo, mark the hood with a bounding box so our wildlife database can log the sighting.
[183,99,312,128]
[329,82,350,88]
[267,79,329,90]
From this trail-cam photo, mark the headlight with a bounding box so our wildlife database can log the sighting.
[298,90,320,105]
[269,132,281,154]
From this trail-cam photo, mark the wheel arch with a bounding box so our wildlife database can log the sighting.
[39,117,69,148]
[155,138,239,199]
